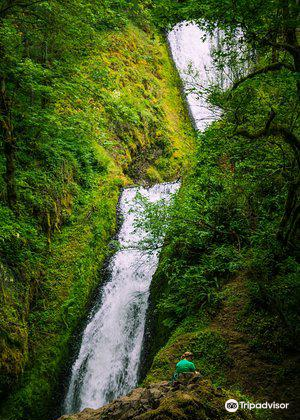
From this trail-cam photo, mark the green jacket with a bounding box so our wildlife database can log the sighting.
[175,358,196,374]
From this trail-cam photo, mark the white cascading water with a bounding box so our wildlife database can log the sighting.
[168,22,235,129]
[64,182,180,413]
[64,22,221,415]
[169,23,247,130]
[168,23,217,129]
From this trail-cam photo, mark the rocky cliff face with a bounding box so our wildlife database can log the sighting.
[59,376,255,420]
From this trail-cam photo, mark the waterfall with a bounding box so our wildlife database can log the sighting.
[168,23,220,130]
[63,21,222,415]
[64,182,180,413]
[168,22,239,130]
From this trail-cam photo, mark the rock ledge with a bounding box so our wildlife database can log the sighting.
[58,375,255,419]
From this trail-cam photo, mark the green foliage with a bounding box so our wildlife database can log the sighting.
[193,330,232,380]
[141,42,299,394]
[145,321,231,385]
[242,259,300,362]
[1,0,299,417]
[139,6,300,416]
[152,0,299,61]
[0,3,195,419]
[145,110,298,344]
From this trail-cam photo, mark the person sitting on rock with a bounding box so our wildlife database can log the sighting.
[176,351,196,374]
[171,351,198,385]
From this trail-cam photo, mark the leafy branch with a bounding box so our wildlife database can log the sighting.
[231,62,295,91]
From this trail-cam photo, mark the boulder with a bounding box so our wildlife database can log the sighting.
[58,375,256,420]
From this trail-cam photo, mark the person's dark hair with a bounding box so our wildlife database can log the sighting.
[181,351,193,359]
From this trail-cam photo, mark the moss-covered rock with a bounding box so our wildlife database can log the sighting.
[58,376,256,420]
[0,262,28,385]
[143,321,232,387]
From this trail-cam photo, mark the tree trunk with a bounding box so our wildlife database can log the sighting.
[278,153,300,260]
[0,77,17,209]
[277,3,300,258]
[3,133,17,208]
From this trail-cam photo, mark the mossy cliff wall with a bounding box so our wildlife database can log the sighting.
[0,23,195,420]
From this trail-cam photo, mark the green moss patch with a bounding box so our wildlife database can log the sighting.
[144,318,231,387]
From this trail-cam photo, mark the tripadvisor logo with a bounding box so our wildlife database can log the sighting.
[225,399,239,412]
[225,399,290,412]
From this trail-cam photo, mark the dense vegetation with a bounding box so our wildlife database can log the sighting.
[0,0,299,419]
[139,0,299,418]
[153,0,300,255]
[0,2,194,419]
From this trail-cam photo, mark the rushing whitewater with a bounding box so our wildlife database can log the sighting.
[64,22,225,415]
[64,182,180,413]
[168,23,232,130]
[168,23,219,130]
[168,23,246,129]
